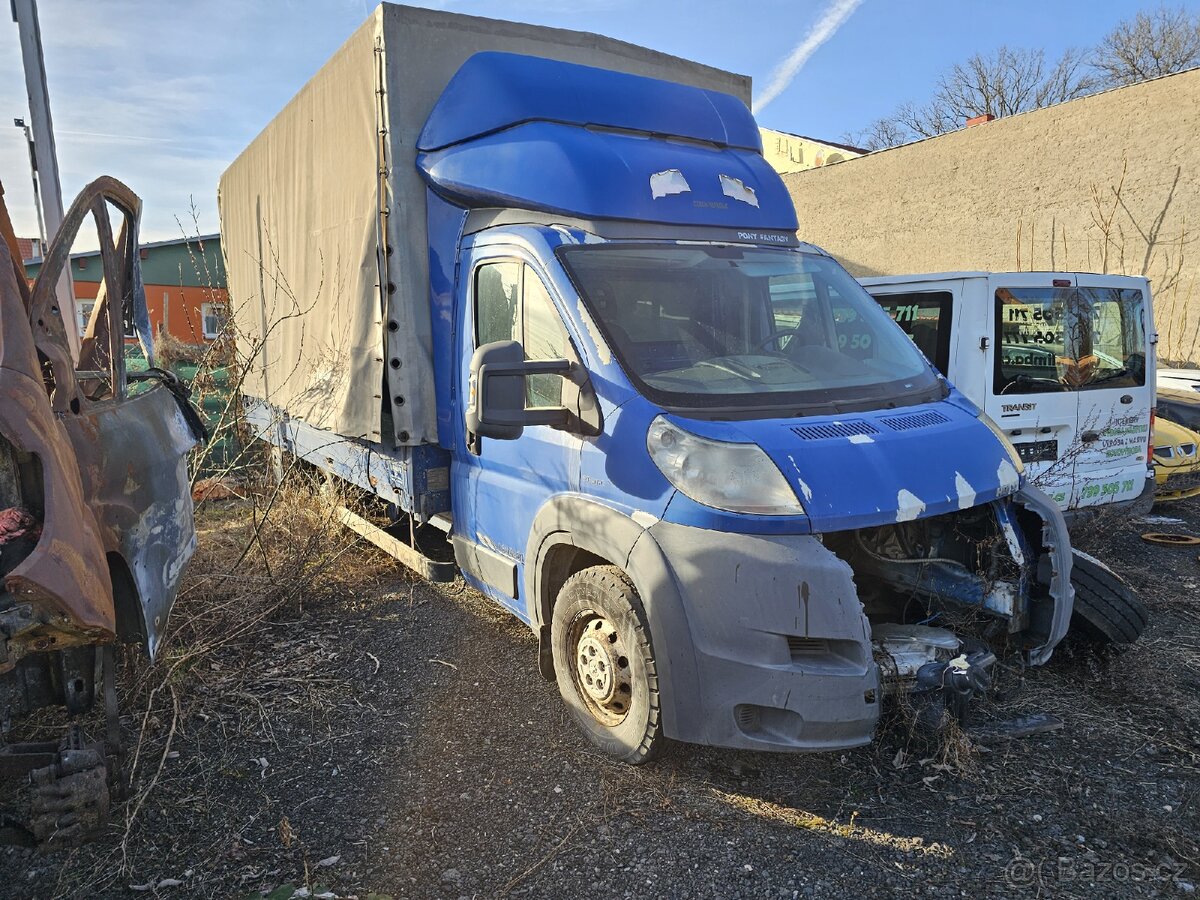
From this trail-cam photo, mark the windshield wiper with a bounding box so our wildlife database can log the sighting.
[1086,368,1132,387]
[695,359,762,381]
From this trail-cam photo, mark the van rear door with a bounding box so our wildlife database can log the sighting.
[986,274,1080,508]
[987,274,1151,511]
[1069,275,1152,511]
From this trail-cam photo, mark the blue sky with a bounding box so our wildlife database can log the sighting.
[1,0,1195,247]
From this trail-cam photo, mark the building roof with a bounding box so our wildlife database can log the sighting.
[761,128,867,156]
[24,233,225,289]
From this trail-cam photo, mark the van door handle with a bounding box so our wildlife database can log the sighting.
[1081,430,1100,443]
[1120,394,1133,404]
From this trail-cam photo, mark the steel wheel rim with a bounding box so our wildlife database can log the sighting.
[568,610,633,726]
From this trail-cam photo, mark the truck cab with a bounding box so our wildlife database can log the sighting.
[860,272,1156,522]
[415,54,1075,761]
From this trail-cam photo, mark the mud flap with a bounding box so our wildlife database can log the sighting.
[1014,484,1075,666]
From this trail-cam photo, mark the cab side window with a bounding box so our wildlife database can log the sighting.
[474,261,567,410]
[523,271,566,408]
[475,262,520,346]
[873,291,953,375]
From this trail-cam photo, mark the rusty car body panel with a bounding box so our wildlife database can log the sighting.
[0,175,199,790]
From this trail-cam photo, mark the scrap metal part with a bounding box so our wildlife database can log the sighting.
[0,175,198,667]
[0,176,200,842]
[28,725,109,845]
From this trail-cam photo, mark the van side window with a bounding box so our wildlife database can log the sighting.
[523,269,567,408]
[873,291,953,375]
[475,262,521,346]
[994,286,1145,394]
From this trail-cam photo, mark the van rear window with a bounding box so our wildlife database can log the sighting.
[874,291,952,375]
[994,286,1146,395]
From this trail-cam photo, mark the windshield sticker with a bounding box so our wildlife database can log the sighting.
[649,169,691,199]
[718,174,760,208]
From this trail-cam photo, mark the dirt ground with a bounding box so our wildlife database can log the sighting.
[1,489,1197,899]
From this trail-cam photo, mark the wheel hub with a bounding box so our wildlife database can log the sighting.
[578,633,616,702]
[571,614,633,724]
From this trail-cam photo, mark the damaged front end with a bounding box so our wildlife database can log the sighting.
[836,484,1073,668]
[0,177,201,843]
[649,399,1076,752]
[832,485,1073,728]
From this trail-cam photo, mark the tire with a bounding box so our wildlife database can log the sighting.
[551,565,662,764]
[1069,550,1148,644]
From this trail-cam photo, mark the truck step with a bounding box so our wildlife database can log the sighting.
[337,507,456,582]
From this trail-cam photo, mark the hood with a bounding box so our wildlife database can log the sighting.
[671,396,1020,533]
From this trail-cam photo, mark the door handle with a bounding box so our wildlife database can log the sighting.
[1081,430,1100,443]
[1119,394,1133,404]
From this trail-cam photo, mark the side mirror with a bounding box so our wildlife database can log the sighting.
[466,340,572,441]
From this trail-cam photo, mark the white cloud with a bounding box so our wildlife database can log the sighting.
[753,0,865,114]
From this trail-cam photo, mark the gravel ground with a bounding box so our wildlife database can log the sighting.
[0,493,1197,899]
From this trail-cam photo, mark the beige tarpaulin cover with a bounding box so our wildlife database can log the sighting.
[219,3,750,446]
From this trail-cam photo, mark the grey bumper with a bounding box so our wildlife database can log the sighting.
[634,522,880,752]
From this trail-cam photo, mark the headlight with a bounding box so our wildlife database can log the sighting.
[978,412,1025,476]
[646,416,804,516]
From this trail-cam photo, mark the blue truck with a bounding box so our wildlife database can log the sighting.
[219,5,1074,762]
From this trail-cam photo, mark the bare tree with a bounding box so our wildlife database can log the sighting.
[918,46,1097,132]
[842,116,911,152]
[845,45,1097,150]
[1093,4,1200,86]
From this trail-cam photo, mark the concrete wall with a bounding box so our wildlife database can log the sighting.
[783,68,1200,363]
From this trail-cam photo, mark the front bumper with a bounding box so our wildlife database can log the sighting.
[639,521,880,752]
[1156,466,1200,498]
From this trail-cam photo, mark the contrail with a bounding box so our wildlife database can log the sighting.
[753,0,865,114]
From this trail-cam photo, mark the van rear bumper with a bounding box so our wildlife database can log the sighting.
[1063,472,1155,528]
[638,522,880,752]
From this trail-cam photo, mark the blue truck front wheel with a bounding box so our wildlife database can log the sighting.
[551,566,662,764]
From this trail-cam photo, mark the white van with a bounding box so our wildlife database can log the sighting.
[860,272,1156,522]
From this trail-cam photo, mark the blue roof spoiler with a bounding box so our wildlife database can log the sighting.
[417,52,762,154]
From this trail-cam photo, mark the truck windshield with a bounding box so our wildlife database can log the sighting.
[994,286,1147,394]
[559,245,939,413]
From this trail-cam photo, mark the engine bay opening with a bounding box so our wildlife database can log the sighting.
[826,498,1060,665]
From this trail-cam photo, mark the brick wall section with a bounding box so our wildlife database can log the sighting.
[783,67,1200,362]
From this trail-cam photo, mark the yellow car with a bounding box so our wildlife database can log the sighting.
[1153,417,1200,501]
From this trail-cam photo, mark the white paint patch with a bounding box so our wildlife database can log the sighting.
[576,301,611,365]
[997,459,1020,495]
[631,510,659,529]
[999,519,1025,566]
[954,472,976,510]
[787,454,814,502]
[848,433,874,444]
[895,489,925,522]
[718,174,759,208]
[650,169,690,199]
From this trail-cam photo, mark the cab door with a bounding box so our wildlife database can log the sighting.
[863,279,963,384]
[450,242,580,620]
[985,274,1079,509]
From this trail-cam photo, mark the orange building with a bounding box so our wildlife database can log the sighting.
[24,233,227,344]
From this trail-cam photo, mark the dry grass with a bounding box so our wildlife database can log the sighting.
[46,462,403,892]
